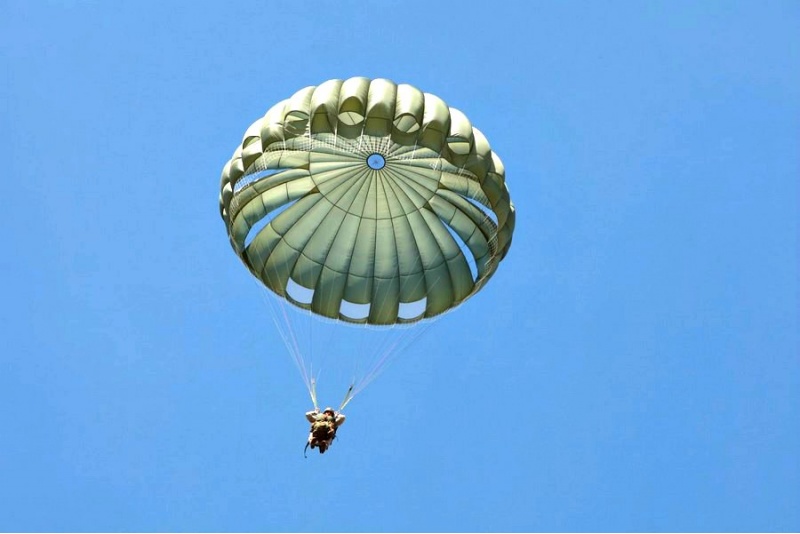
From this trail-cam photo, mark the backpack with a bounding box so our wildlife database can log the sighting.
[311,419,336,442]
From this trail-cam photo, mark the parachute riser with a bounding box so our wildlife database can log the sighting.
[338,383,355,412]
[310,377,320,412]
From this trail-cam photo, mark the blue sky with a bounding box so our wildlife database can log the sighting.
[2,1,798,531]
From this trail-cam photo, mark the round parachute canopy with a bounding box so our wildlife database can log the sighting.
[220,77,515,325]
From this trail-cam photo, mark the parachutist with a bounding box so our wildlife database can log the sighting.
[304,407,346,457]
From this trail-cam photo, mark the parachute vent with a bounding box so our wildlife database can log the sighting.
[244,199,298,248]
[464,196,498,226]
[398,297,427,320]
[340,299,370,321]
[286,278,314,305]
[442,220,478,283]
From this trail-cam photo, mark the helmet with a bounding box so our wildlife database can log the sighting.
[323,407,335,415]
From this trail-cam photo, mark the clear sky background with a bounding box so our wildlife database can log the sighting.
[2,1,798,532]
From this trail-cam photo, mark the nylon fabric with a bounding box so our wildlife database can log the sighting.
[220,77,515,325]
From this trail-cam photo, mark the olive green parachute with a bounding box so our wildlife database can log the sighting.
[219,77,515,326]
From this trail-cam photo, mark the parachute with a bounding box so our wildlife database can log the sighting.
[219,77,515,407]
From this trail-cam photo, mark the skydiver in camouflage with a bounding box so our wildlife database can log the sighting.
[304,407,346,456]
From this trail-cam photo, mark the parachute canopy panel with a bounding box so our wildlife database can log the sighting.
[220,77,515,325]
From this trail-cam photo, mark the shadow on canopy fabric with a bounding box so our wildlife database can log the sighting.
[219,77,515,327]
